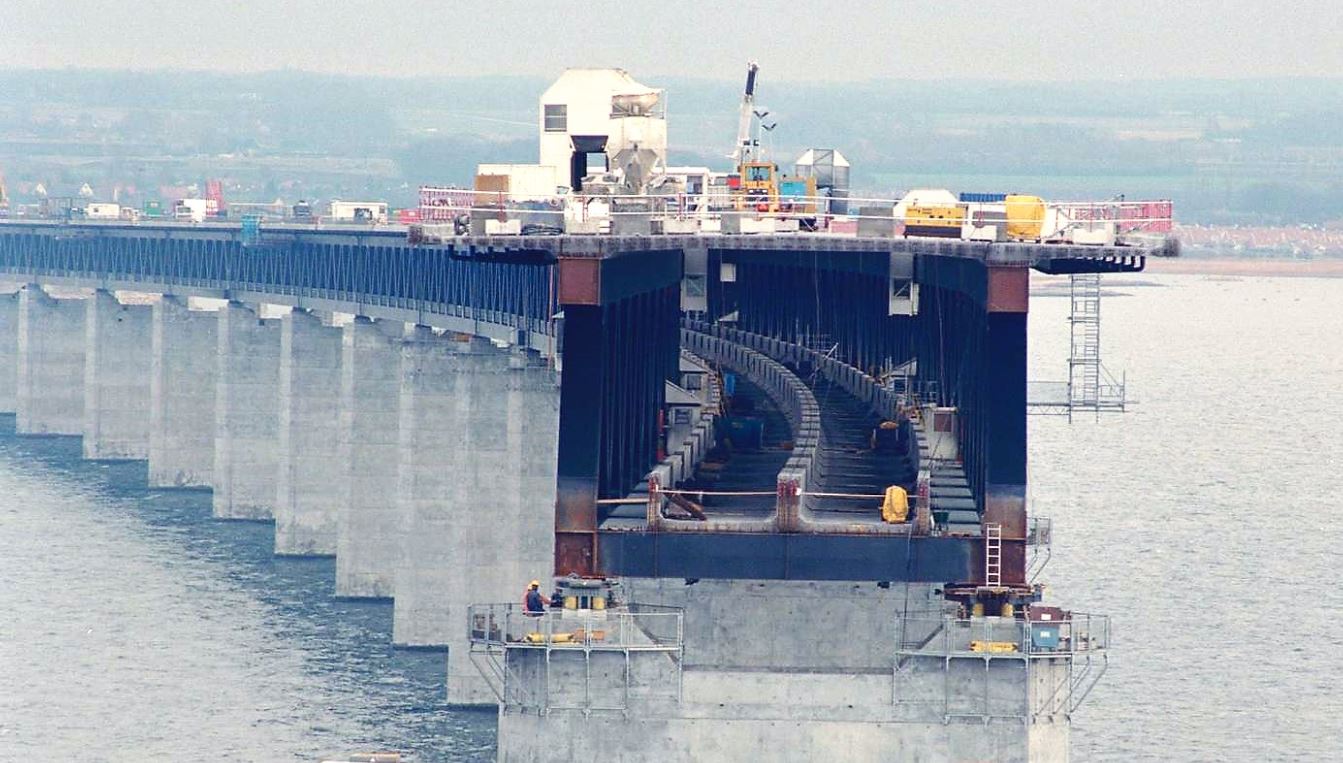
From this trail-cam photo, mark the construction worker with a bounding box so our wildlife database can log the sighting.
[523,580,546,617]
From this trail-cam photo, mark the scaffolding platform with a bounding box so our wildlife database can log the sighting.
[468,603,684,714]
[894,611,1109,722]
[1029,272,1127,418]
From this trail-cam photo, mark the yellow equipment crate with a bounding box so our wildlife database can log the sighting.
[970,640,1019,654]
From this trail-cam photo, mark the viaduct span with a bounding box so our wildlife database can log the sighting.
[0,220,1141,760]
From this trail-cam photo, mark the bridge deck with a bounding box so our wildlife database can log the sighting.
[808,375,917,517]
[678,378,790,520]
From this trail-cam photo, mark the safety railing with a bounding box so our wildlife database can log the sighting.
[467,603,683,652]
[402,189,1175,244]
[894,610,1111,719]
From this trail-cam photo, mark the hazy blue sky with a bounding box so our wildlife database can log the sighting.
[5,0,1339,82]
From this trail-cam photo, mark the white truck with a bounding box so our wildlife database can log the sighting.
[84,202,121,220]
[173,198,216,223]
[328,201,389,224]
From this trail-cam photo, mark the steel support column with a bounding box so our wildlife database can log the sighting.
[983,268,1029,584]
[552,251,681,577]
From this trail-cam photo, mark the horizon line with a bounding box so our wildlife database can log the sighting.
[3,65,1342,87]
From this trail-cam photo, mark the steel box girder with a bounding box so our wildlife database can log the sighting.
[596,530,1022,583]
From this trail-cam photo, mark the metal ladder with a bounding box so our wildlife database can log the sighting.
[984,523,1002,588]
[1068,272,1102,411]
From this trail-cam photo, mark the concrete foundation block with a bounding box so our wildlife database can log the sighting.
[275,309,343,556]
[494,580,1065,762]
[335,317,406,598]
[149,296,218,487]
[16,286,87,435]
[83,290,152,459]
[213,302,281,519]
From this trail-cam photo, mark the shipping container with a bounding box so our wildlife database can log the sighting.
[418,186,474,222]
[329,201,389,224]
[1005,195,1047,241]
[959,192,1008,203]
[85,202,121,220]
[475,164,562,201]
[173,198,216,223]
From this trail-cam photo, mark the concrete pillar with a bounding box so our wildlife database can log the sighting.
[16,286,86,435]
[213,302,282,520]
[392,326,461,647]
[275,309,343,555]
[391,329,559,705]
[148,296,218,487]
[335,317,406,598]
[82,290,153,459]
[443,348,558,704]
[0,289,19,412]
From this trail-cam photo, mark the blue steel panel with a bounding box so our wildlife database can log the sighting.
[596,531,980,582]
[0,227,556,337]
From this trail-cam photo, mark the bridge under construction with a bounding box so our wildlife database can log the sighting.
[0,215,1144,760]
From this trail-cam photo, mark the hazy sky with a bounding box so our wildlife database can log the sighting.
[4,0,1340,82]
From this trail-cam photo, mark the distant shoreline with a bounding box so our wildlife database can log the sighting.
[1143,257,1343,278]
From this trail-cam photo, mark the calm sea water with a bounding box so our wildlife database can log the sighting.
[0,441,495,761]
[1030,273,1343,761]
[1,273,1339,761]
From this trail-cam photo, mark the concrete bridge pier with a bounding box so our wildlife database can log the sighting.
[82,290,153,459]
[392,327,471,647]
[0,288,19,411]
[275,309,343,555]
[391,329,559,705]
[149,296,219,488]
[442,347,558,704]
[335,316,407,598]
[213,301,283,520]
[16,285,87,435]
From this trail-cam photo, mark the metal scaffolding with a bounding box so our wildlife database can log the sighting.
[1028,273,1127,419]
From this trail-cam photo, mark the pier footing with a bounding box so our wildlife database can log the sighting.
[492,580,1069,763]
